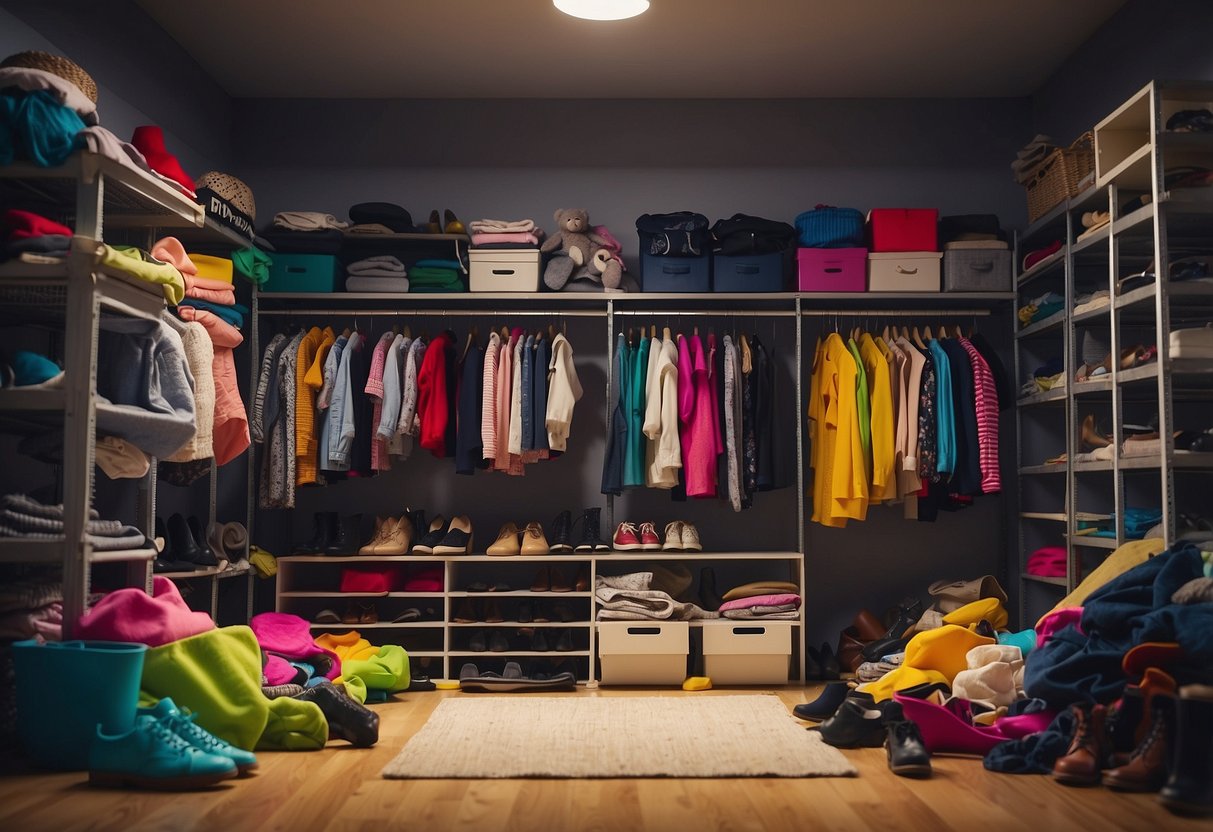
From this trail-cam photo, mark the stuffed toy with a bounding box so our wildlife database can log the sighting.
[541,208,625,291]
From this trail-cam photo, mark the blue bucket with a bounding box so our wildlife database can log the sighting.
[12,640,147,770]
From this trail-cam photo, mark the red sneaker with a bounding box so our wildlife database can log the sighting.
[612,522,642,551]
[638,522,662,551]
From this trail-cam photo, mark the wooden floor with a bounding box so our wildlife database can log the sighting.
[0,686,1206,832]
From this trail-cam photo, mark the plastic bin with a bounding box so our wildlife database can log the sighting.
[702,622,792,684]
[943,247,1012,292]
[712,251,788,292]
[469,250,541,292]
[868,252,942,292]
[263,253,341,293]
[798,247,868,292]
[12,639,147,770]
[868,208,939,252]
[640,254,710,293]
[597,621,689,685]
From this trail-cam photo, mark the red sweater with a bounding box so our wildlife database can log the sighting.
[417,331,452,456]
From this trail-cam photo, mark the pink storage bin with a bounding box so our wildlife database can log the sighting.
[868,208,939,252]
[798,247,867,292]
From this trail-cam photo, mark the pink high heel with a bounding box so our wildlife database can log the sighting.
[895,694,1009,756]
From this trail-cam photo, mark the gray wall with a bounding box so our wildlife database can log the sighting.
[0,1,231,174]
[1032,0,1213,140]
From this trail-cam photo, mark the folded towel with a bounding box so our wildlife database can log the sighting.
[471,231,541,246]
[347,255,406,275]
[345,276,410,293]
[469,218,536,234]
[273,212,349,232]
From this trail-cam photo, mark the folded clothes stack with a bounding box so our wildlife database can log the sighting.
[261,211,349,254]
[0,578,61,641]
[0,493,150,551]
[408,258,464,293]
[719,592,801,620]
[469,218,544,249]
[345,255,409,293]
[0,208,71,262]
[347,202,417,235]
[1172,324,1213,359]
[1018,291,1063,326]
[594,570,718,621]
[1010,134,1056,184]
[1026,546,1066,578]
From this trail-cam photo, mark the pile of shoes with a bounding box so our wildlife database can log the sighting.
[89,697,256,790]
[611,520,702,552]
[153,513,219,573]
[464,627,577,654]
[796,682,934,779]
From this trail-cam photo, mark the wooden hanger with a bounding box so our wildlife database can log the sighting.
[650,324,656,338]
[462,328,476,361]
[923,324,935,340]
[693,324,699,337]
[341,327,351,338]
[953,324,964,339]
[912,326,926,349]
[403,324,411,339]
[882,325,890,341]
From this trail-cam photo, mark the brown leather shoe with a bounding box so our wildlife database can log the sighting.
[1054,704,1109,786]
[853,609,886,642]
[836,626,867,674]
[1104,693,1176,792]
[573,564,589,592]
[549,567,572,593]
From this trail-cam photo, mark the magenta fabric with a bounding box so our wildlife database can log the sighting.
[339,567,400,594]
[249,612,341,680]
[263,653,297,686]
[1035,606,1083,650]
[718,593,802,612]
[994,709,1057,739]
[707,333,724,456]
[402,565,443,592]
[683,334,719,498]
[895,693,1009,755]
[1026,546,1067,578]
[76,576,215,647]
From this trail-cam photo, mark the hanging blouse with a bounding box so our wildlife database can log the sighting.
[859,333,895,502]
[959,337,1001,494]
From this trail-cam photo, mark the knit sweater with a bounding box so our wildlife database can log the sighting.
[294,327,327,486]
[163,314,214,463]
[365,331,395,471]
[643,333,680,488]
[481,331,500,460]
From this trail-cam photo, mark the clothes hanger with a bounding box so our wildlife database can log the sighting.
[912,326,926,349]
[882,324,890,342]
[953,324,964,339]
[923,324,935,340]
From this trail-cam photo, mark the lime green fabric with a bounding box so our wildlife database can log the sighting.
[102,244,186,305]
[340,674,368,704]
[341,645,410,694]
[140,624,326,751]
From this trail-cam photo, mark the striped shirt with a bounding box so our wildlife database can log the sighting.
[959,337,1001,494]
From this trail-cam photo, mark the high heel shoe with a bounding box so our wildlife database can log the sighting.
[443,209,465,235]
[426,209,442,234]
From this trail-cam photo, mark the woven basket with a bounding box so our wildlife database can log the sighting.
[1024,132,1095,223]
[0,50,97,103]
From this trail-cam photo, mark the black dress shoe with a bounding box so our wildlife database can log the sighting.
[554,628,574,652]
[793,682,851,721]
[885,703,932,777]
[883,597,923,639]
[812,694,889,748]
[294,683,379,747]
[861,636,910,663]
[293,512,336,555]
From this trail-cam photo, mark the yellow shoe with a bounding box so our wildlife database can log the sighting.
[520,522,550,555]
[682,676,712,691]
[443,209,465,235]
[487,522,521,556]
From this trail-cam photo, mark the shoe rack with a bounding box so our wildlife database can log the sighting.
[1014,80,1213,626]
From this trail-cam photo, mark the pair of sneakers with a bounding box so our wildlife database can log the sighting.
[612,521,701,551]
[89,697,257,790]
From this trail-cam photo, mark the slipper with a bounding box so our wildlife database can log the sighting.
[392,607,422,623]
[460,671,576,693]
[314,609,341,624]
[458,662,480,681]
[503,661,523,679]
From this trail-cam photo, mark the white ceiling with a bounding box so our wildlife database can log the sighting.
[136,0,1126,99]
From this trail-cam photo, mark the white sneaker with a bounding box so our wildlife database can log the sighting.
[662,521,684,551]
[680,523,702,552]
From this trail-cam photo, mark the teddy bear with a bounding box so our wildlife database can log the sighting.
[541,208,624,291]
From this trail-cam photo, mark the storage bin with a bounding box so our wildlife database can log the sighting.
[794,205,865,248]
[263,253,341,293]
[702,622,792,685]
[597,621,689,685]
[798,247,867,292]
[640,254,710,293]
[868,252,942,292]
[868,208,939,252]
[712,251,787,292]
[943,247,1012,292]
[13,639,147,770]
[469,249,541,292]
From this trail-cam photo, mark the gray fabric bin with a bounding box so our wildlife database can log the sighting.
[943,249,1012,292]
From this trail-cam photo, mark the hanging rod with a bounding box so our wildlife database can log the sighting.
[611,309,799,318]
[800,308,991,317]
[255,309,606,318]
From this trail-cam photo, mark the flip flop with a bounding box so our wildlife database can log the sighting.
[392,607,422,623]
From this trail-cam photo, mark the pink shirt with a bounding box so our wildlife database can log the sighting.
[959,337,1000,494]
[684,334,719,498]
[365,332,394,471]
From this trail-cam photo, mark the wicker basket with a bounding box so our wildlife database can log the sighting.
[0,50,97,103]
[1024,132,1095,223]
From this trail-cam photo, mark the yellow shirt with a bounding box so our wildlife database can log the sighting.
[810,334,868,526]
[295,327,331,486]
[859,333,896,502]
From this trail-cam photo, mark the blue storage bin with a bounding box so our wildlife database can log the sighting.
[263,253,341,293]
[712,251,788,292]
[794,205,866,248]
[641,254,711,293]
[13,639,147,770]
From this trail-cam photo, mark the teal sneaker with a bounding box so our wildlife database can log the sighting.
[140,698,259,774]
[89,714,237,790]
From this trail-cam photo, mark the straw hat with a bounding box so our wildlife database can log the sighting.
[194,171,256,241]
[0,50,97,103]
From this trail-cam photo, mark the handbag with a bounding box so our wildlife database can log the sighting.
[635,211,711,257]
[794,204,865,248]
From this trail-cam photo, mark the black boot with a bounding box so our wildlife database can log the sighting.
[294,682,379,747]
[168,512,214,567]
[152,516,195,573]
[884,702,932,778]
[573,507,608,552]
[1160,684,1213,817]
[1107,684,1146,760]
[187,516,220,566]
[293,512,335,555]
[549,510,573,553]
[324,514,362,556]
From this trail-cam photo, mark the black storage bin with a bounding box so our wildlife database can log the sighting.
[641,254,711,292]
[712,251,788,292]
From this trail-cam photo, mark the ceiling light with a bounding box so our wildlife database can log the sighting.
[554,0,650,21]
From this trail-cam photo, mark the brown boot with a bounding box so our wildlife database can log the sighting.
[1103,693,1176,791]
[1053,703,1109,786]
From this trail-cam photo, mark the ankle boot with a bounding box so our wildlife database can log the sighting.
[168,513,214,566]
[699,567,722,611]
[573,507,609,552]
[1103,692,1176,792]
[188,516,221,565]
[324,514,362,556]
[1107,685,1146,761]
[1053,703,1110,786]
[1160,684,1213,816]
[293,683,379,747]
[293,512,334,555]
[549,510,573,553]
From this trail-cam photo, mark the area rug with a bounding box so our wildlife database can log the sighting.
[381,694,856,779]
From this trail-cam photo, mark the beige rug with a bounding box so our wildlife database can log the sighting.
[382,694,856,779]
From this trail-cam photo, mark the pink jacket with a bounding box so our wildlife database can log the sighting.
[177,307,249,466]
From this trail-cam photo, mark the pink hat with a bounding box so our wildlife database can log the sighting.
[150,236,198,277]
[76,576,214,647]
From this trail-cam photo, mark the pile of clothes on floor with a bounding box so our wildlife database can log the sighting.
[797,540,1213,818]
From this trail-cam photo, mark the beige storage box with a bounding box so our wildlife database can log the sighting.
[868,251,942,292]
[468,249,541,292]
[597,621,689,685]
[702,621,792,685]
